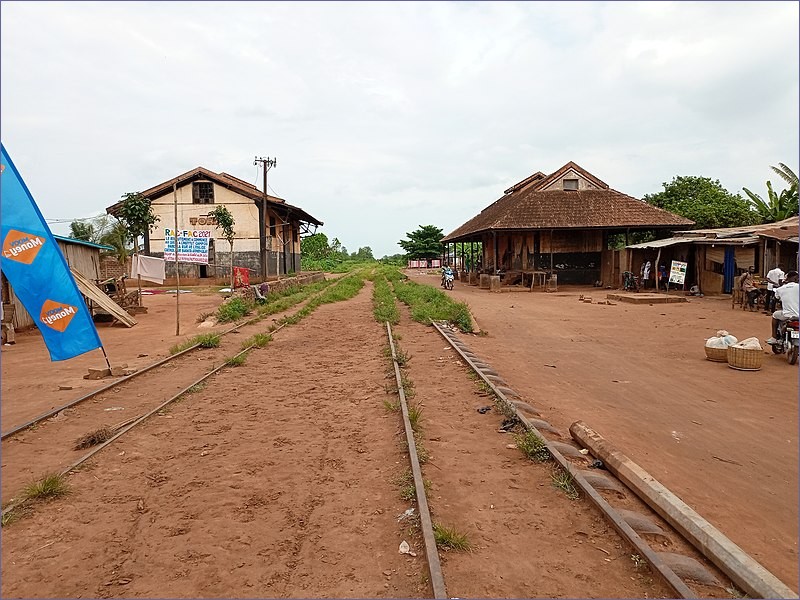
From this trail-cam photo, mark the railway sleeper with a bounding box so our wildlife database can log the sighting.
[656,552,722,588]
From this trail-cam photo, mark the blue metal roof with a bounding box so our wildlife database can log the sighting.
[53,235,115,251]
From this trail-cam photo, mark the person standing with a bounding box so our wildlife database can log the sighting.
[642,261,652,290]
[765,264,785,313]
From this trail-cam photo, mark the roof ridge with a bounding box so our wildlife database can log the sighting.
[532,161,609,191]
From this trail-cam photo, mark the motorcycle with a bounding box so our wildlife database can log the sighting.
[770,318,800,365]
[621,271,639,292]
[441,269,454,291]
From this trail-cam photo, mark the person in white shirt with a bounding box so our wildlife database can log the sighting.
[767,270,799,344]
[765,264,785,313]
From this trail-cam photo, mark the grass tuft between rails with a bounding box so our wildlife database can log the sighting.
[169,333,221,355]
[433,523,472,551]
[242,333,272,350]
[226,352,248,367]
[23,473,70,502]
[393,279,473,332]
[372,274,400,324]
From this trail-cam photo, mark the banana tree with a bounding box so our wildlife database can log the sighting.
[743,180,799,223]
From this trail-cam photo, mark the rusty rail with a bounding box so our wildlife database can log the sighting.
[386,322,447,600]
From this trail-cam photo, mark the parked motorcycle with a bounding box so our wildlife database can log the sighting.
[770,318,800,364]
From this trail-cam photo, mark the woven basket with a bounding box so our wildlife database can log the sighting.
[727,346,763,371]
[705,346,729,362]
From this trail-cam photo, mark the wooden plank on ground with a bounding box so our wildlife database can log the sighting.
[70,268,137,328]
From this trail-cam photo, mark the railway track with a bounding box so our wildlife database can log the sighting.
[1,279,339,506]
[431,319,796,600]
[3,273,793,598]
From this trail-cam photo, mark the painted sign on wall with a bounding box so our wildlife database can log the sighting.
[164,229,211,264]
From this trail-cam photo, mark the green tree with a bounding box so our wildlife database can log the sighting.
[743,180,798,224]
[300,233,331,261]
[399,225,444,259]
[115,192,160,304]
[69,220,95,241]
[642,176,757,229]
[99,221,131,267]
[355,246,374,261]
[208,205,236,289]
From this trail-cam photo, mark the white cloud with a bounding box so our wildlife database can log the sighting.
[1,0,797,257]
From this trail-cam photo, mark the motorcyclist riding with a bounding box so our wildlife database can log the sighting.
[441,264,454,289]
[767,270,799,345]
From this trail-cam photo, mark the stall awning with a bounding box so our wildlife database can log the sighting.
[625,237,696,249]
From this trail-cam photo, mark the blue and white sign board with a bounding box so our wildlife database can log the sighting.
[164,229,211,264]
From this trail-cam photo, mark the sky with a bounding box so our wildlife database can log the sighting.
[1,1,798,258]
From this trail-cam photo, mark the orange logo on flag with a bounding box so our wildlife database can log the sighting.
[3,229,46,264]
[40,299,78,332]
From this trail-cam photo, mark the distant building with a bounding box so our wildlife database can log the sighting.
[106,167,323,281]
[442,161,692,286]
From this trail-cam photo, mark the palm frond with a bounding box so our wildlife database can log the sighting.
[770,163,798,186]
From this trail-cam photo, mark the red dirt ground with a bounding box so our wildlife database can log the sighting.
[408,269,798,592]
[0,275,796,597]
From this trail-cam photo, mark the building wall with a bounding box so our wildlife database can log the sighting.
[147,182,303,278]
[148,182,301,256]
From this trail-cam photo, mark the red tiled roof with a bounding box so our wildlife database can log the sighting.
[443,163,693,242]
[106,166,321,225]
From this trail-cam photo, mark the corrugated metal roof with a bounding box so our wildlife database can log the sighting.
[626,237,697,249]
[675,216,798,237]
[53,235,114,251]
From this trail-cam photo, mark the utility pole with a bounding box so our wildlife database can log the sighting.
[253,156,277,281]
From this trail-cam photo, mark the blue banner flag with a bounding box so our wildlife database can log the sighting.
[1,144,103,361]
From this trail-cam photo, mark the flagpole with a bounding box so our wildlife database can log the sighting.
[100,345,112,370]
[173,183,180,336]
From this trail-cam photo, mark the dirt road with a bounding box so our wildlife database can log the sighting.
[409,270,798,591]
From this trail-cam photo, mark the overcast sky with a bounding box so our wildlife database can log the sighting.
[2,1,798,257]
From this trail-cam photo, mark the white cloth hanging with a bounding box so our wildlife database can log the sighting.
[131,255,166,284]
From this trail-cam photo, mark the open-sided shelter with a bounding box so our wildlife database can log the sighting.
[442,162,693,286]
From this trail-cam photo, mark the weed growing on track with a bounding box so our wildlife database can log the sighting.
[407,403,423,432]
[169,333,221,355]
[23,473,70,501]
[187,382,206,393]
[393,279,473,332]
[74,426,114,450]
[514,430,551,462]
[217,297,254,323]
[433,523,472,551]
[226,352,248,367]
[400,371,416,400]
[630,553,648,572]
[1,508,20,527]
[550,467,580,500]
[242,333,272,350]
[394,469,431,502]
[277,274,366,327]
[383,399,400,411]
[372,275,400,324]
[414,434,429,464]
[256,280,334,318]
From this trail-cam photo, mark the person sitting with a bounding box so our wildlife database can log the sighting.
[739,266,760,310]
[767,270,799,345]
